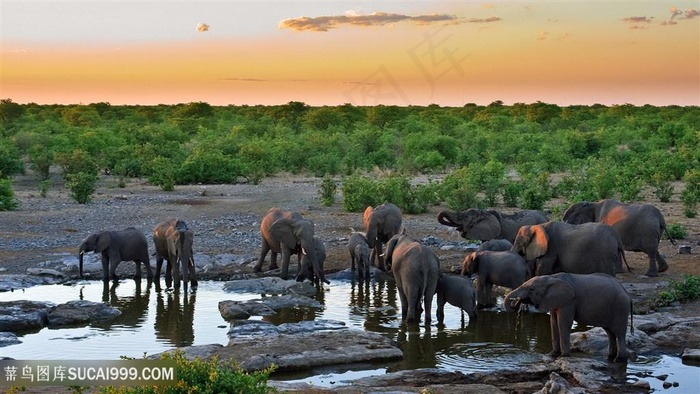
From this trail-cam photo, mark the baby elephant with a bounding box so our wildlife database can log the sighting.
[436,273,477,325]
[461,251,530,308]
[348,232,371,279]
[504,272,634,362]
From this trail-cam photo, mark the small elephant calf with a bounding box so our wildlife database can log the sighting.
[461,251,530,308]
[348,232,371,279]
[504,272,634,362]
[436,273,477,325]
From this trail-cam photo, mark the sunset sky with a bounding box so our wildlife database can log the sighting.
[2,1,699,107]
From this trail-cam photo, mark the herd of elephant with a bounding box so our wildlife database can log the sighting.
[77,198,674,363]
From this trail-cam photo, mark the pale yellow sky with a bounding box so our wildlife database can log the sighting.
[2,1,698,106]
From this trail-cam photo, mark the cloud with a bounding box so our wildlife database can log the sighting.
[196,23,209,32]
[537,31,549,41]
[681,9,699,19]
[621,16,653,24]
[670,6,683,20]
[278,12,499,32]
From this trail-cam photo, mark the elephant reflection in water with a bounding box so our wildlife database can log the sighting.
[390,327,438,371]
[91,281,152,329]
[471,310,551,354]
[154,291,196,347]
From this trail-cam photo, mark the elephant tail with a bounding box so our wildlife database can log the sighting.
[663,226,676,246]
[629,300,634,335]
[620,247,632,273]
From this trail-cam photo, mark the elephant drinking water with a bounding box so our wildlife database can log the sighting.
[78,227,153,283]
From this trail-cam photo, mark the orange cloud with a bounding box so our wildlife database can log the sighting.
[621,16,653,23]
[278,12,500,32]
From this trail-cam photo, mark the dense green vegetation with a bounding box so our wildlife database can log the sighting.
[1,99,698,214]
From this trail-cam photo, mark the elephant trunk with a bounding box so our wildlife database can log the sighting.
[437,211,459,228]
[503,291,523,312]
[78,245,86,278]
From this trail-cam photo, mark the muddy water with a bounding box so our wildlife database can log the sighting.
[0,279,697,391]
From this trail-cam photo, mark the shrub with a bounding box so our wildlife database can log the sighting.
[342,174,379,212]
[56,149,99,180]
[680,169,700,218]
[0,141,24,179]
[665,223,686,240]
[29,147,54,181]
[318,176,337,207]
[66,171,98,204]
[650,172,674,202]
[0,179,19,210]
[502,181,523,207]
[439,167,482,210]
[654,274,700,307]
[148,157,176,191]
[39,180,51,198]
[100,351,273,394]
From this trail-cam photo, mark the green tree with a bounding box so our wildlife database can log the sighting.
[0,179,19,210]
[66,171,98,204]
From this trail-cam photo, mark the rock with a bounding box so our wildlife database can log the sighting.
[536,372,578,394]
[218,301,253,320]
[155,329,401,373]
[631,380,650,390]
[46,300,122,327]
[222,277,317,296]
[678,245,692,254]
[26,268,67,278]
[681,348,700,366]
[0,332,21,348]
[0,274,61,292]
[0,300,54,331]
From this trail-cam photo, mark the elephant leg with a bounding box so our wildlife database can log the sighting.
[279,250,291,280]
[484,282,494,308]
[549,313,562,357]
[254,242,271,272]
[188,259,198,289]
[101,253,110,282]
[397,289,409,322]
[436,294,445,324]
[154,257,164,290]
[109,261,120,283]
[164,260,173,289]
[656,251,669,273]
[644,253,659,277]
[423,292,434,325]
[269,251,280,271]
[558,312,574,357]
[133,260,143,280]
[351,256,356,272]
[603,328,617,361]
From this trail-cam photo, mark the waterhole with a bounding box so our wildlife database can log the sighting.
[1,279,697,390]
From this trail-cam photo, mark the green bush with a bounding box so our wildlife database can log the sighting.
[666,222,687,240]
[29,147,54,181]
[39,180,51,198]
[502,181,523,207]
[57,149,99,180]
[341,174,379,212]
[654,274,700,307]
[100,351,273,394]
[0,179,19,210]
[0,141,24,179]
[66,171,98,204]
[148,157,176,191]
[680,169,700,218]
[318,176,337,206]
[650,172,674,202]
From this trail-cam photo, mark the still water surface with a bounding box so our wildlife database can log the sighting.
[1,279,697,391]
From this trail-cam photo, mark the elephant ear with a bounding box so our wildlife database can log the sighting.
[536,276,575,311]
[562,202,595,224]
[270,218,301,249]
[384,235,400,270]
[95,232,111,253]
[464,252,479,275]
[463,211,501,241]
[363,206,374,229]
[525,225,548,260]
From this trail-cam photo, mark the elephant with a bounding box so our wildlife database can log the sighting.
[511,221,629,276]
[461,250,531,308]
[384,232,440,325]
[78,227,153,282]
[562,199,674,277]
[364,202,403,272]
[504,272,634,362]
[348,231,371,279]
[152,218,198,293]
[477,239,513,252]
[297,237,326,287]
[437,208,548,243]
[436,273,477,325]
[254,208,329,285]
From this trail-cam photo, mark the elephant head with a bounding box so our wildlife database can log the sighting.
[461,252,479,276]
[504,275,575,313]
[270,217,329,285]
[511,225,549,261]
[562,202,596,224]
[364,203,403,248]
[78,231,110,278]
[383,229,409,272]
[437,209,501,241]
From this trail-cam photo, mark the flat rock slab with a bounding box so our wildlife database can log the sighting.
[47,300,122,327]
[0,275,61,292]
[682,349,700,366]
[222,277,317,296]
[157,329,402,373]
[0,300,54,332]
[219,294,322,321]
